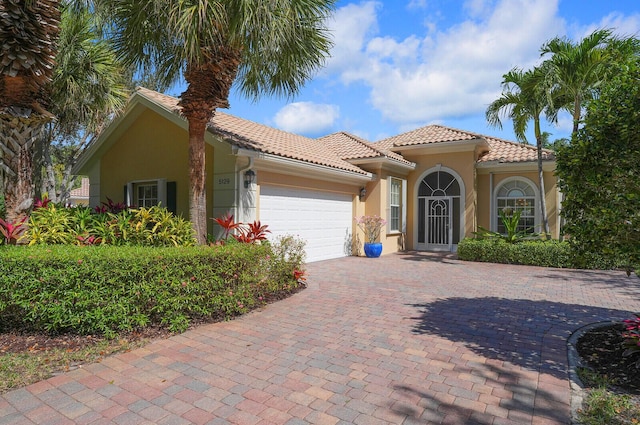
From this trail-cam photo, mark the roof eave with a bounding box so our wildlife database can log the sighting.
[234,147,373,184]
[347,156,416,172]
[476,160,556,172]
[389,138,488,153]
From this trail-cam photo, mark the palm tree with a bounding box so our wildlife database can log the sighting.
[486,64,554,236]
[100,0,335,243]
[0,0,61,222]
[540,29,637,136]
[39,4,128,204]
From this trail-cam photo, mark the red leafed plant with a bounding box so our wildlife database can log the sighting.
[243,220,270,242]
[76,235,102,246]
[211,214,270,244]
[33,196,52,210]
[212,212,242,241]
[94,198,128,214]
[293,269,306,283]
[0,216,28,245]
[622,314,640,366]
[232,221,270,243]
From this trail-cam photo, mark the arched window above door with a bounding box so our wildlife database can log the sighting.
[419,170,460,197]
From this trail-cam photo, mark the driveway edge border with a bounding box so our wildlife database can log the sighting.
[567,320,620,425]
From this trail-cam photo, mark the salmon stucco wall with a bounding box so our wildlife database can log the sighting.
[402,150,478,250]
[352,168,406,257]
[476,168,559,238]
[100,108,215,232]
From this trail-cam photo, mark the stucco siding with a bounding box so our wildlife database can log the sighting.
[402,150,477,250]
[99,109,215,230]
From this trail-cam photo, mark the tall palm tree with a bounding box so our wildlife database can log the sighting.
[0,0,61,222]
[541,29,617,136]
[39,4,128,203]
[486,64,555,236]
[100,0,335,243]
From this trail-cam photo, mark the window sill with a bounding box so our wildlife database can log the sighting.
[386,231,403,236]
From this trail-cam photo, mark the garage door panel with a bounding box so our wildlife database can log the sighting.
[260,186,353,262]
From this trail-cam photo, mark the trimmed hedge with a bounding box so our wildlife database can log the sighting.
[457,238,618,270]
[0,242,304,337]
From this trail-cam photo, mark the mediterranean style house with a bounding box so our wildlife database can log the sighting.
[74,87,559,262]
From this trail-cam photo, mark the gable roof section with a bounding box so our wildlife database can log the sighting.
[136,88,368,176]
[318,131,414,168]
[377,124,481,150]
[376,123,554,164]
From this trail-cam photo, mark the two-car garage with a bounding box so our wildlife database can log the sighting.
[259,186,354,263]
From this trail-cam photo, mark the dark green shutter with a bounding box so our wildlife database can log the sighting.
[167,181,177,214]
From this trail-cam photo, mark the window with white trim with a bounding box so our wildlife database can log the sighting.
[495,178,537,234]
[387,177,406,233]
[126,179,168,209]
[136,183,159,207]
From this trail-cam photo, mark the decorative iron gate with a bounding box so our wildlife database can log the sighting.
[427,197,451,246]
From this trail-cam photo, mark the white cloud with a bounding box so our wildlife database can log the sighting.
[273,102,340,135]
[573,11,640,39]
[323,2,380,76]
[325,0,567,125]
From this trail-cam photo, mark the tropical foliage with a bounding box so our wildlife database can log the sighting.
[474,209,538,244]
[37,3,128,204]
[555,58,640,277]
[98,0,336,244]
[211,213,270,244]
[541,29,640,135]
[23,202,196,247]
[486,64,555,235]
[0,0,61,222]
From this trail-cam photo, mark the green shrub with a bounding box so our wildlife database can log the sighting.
[0,193,5,220]
[0,240,304,337]
[457,238,616,269]
[24,204,196,247]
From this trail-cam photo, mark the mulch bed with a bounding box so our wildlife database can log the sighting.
[577,323,640,394]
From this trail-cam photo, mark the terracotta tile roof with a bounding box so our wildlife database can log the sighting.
[478,136,555,163]
[69,177,90,198]
[136,87,368,175]
[376,123,554,164]
[377,124,480,150]
[318,132,413,166]
[137,88,553,169]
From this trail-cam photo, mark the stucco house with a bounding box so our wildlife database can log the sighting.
[74,87,559,262]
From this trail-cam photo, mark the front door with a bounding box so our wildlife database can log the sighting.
[426,197,452,250]
[416,169,462,252]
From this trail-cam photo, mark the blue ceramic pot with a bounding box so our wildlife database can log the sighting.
[363,242,383,258]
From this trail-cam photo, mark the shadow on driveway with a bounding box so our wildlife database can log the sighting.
[408,297,631,380]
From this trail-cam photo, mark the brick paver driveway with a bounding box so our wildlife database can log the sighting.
[2,252,639,425]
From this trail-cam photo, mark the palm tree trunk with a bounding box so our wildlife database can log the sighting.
[181,48,242,245]
[534,119,550,237]
[572,96,582,135]
[186,114,208,245]
[0,113,49,222]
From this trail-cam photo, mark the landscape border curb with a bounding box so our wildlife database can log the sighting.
[567,320,620,424]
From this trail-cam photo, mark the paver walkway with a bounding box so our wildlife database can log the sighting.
[2,252,639,425]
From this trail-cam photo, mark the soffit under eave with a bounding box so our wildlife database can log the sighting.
[347,157,415,176]
[389,138,489,156]
[475,160,556,174]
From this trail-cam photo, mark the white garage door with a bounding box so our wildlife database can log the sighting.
[260,186,353,262]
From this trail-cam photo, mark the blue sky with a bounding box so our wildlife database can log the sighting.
[172,0,640,144]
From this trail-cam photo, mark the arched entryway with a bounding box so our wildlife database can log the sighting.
[415,167,465,251]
